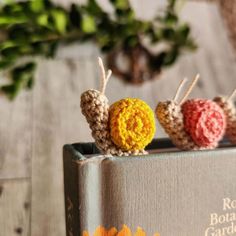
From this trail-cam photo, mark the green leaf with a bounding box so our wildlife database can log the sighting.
[161,28,175,40]
[85,0,103,15]
[124,35,138,47]
[12,62,36,77]
[0,59,14,69]
[19,45,33,54]
[175,24,190,45]
[184,39,197,50]
[110,0,129,10]
[1,47,20,60]
[27,76,34,89]
[46,41,59,57]
[163,49,179,65]
[164,12,178,26]
[51,9,68,34]
[1,84,18,100]
[30,0,45,13]
[7,24,32,42]
[37,13,49,27]
[81,14,96,33]
[0,15,28,25]
[2,62,37,99]
[2,1,22,13]
[0,40,17,50]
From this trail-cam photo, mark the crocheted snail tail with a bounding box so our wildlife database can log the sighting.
[214,89,236,144]
[80,58,147,156]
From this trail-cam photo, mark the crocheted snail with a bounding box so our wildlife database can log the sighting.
[214,89,236,144]
[156,75,226,150]
[80,58,156,156]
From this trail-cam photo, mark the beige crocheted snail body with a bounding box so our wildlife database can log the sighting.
[214,90,236,144]
[81,88,122,155]
[156,76,226,150]
[80,58,155,156]
[156,100,200,150]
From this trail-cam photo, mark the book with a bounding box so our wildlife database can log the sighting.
[63,139,236,236]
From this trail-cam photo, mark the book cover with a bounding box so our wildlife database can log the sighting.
[63,139,236,236]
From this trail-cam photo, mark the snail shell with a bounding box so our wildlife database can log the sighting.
[214,96,236,144]
[109,98,156,151]
[80,58,155,156]
[182,99,226,148]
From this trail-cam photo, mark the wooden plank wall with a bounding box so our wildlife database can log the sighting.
[0,1,235,236]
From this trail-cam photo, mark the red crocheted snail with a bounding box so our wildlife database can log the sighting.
[156,75,226,150]
[214,89,236,144]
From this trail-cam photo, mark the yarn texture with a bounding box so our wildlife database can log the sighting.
[156,101,200,150]
[156,75,227,150]
[214,96,236,144]
[109,98,156,151]
[80,57,152,156]
[80,89,117,154]
[182,99,226,148]
[156,99,226,150]
[80,90,148,156]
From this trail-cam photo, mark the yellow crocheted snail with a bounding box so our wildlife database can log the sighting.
[156,75,226,150]
[214,89,236,144]
[80,58,155,156]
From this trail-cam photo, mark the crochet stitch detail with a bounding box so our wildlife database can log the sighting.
[182,99,226,148]
[156,100,212,150]
[80,90,147,156]
[214,96,236,144]
[109,98,156,151]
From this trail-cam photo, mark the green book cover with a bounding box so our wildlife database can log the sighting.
[63,139,236,236]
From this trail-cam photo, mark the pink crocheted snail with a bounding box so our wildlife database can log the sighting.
[80,58,156,156]
[214,89,236,144]
[156,75,226,150]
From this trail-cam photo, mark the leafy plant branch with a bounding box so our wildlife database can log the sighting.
[0,0,196,99]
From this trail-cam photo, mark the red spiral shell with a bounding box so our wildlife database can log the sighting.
[182,99,226,148]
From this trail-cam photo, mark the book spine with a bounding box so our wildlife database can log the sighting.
[63,145,81,236]
[77,157,104,233]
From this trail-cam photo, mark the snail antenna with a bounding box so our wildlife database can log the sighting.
[173,77,188,103]
[227,88,236,102]
[98,57,112,95]
[179,74,200,105]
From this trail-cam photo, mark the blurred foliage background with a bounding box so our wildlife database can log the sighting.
[0,0,196,99]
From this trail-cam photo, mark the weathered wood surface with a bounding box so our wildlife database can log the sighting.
[0,179,30,236]
[0,1,236,236]
[0,93,33,179]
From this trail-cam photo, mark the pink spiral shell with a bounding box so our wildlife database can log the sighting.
[182,99,226,148]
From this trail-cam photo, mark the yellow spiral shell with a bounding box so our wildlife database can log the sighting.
[109,98,156,151]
